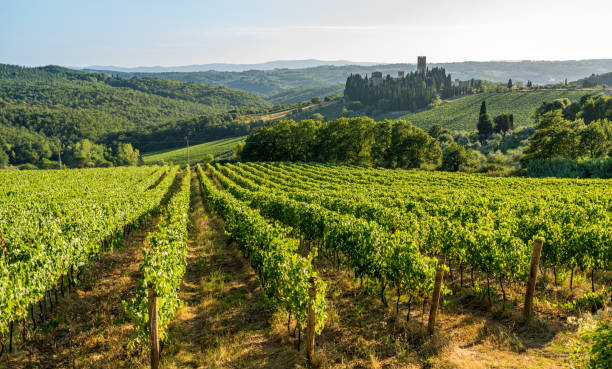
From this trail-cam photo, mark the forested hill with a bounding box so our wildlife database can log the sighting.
[85,59,612,96]
[572,72,612,87]
[0,64,270,111]
[0,64,270,167]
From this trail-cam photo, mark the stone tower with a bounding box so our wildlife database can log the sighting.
[417,56,426,74]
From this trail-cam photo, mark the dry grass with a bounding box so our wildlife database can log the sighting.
[162,173,302,368]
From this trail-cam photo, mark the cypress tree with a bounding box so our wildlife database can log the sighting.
[477,101,493,142]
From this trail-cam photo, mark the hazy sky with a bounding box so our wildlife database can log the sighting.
[1,0,610,67]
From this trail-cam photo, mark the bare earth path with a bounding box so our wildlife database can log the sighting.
[163,173,300,368]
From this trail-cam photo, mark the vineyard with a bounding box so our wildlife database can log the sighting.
[142,136,246,165]
[0,163,610,368]
[380,90,592,131]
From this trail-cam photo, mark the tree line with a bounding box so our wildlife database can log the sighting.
[238,117,441,168]
[343,68,454,112]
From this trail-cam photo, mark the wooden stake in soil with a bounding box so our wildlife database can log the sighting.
[428,255,446,335]
[307,277,317,363]
[523,239,543,321]
[148,287,160,369]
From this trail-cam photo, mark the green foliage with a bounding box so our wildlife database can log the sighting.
[562,292,607,314]
[0,165,177,333]
[0,64,270,166]
[124,167,190,347]
[196,164,327,333]
[310,113,324,121]
[526,157,612,178]
[205,161,611,333]
[17,163,38,170]
[574,72,612,87]
[344,68,453,112]
[441,143,469,171]
[477,101,493,141]
[382,91,589,131]
[522,111,612,164]
[0,148,8,168]
[572,318,612,369]
[240,117,441,168]
[493,114,514,134]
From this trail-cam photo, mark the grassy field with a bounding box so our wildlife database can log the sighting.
[142,136,245,165]
[378,90,592,131]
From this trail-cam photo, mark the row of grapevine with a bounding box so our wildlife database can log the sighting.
[195,164,327,335]
[0,166,178,335]
[209,160,610,318]
[207,163,438,310]
[123,166,191,349]
[228,162,611,288]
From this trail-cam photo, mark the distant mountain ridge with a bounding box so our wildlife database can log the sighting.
[84,59,381,73]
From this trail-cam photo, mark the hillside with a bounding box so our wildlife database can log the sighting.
[573,72,612,87]
[85,59,612,96]
[142,135,245,165]
[387,90,596,131]
[286,91,596,132]
[0,64,270,165]
[264,84,344,104]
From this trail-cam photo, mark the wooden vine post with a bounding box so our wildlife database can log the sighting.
[306,277,317,363]
[428,255,446,335]
[523,239,543,321]
[148,287,160,369]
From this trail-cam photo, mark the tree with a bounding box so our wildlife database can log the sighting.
[428,123,443,138]
[580,119,612,157]
[441,142,469,171]
[477,101,493,142]
[310,113,324,121]
[0,148,8,168]
[521,111,583,163]
[480,100,487,116]
[508,79,513,89]
[494,114,514,135]
[115,143,140,166]
[310,97,322,104]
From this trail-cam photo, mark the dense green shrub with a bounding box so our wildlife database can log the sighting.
[18,163,38,170]
[526,157,612,178]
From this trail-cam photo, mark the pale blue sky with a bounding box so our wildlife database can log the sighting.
[1,0,610,67]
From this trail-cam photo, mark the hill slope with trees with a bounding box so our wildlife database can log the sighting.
[0,64,270,167]
[382,90,594,131]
